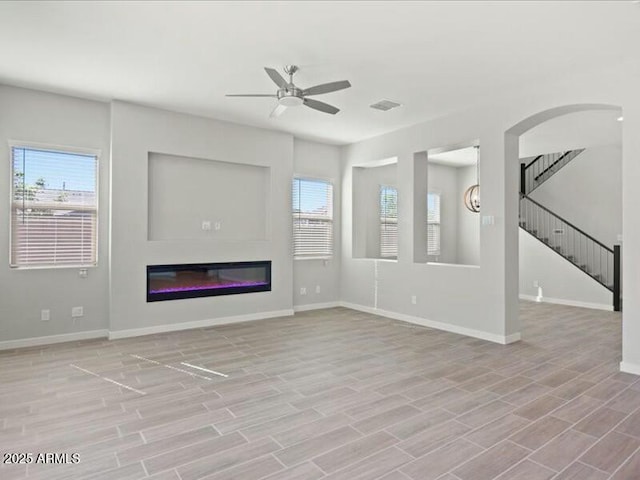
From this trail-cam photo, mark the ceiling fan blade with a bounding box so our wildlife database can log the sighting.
[270,104,287,118]
[226,94,277,97]
[303,98,340,115]
[303,80,351,96]
[264,67,287,88]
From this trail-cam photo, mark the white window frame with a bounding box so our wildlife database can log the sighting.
[292,175,334,260]
[379,185,398,259]
[8,141,100,269]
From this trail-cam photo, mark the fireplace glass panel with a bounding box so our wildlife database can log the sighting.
[147,261,271,302]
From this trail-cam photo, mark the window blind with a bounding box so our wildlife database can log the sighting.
[10,146,98,268]
[292,178,333,258]
[428,192,441,256]
[380,185,398,258]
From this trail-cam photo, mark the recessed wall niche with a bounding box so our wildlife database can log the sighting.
[352,158,398,260]
[148,152,269,241]
[423,143,480,266]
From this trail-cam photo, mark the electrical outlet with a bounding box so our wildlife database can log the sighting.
[41,309,50,321]
[411,295,417,305]
[214,221,222,231]
[315,285,321,294]
[79,269,88,278]
[71,306,84,318]
[202,220,211,231]
[300,287,307,296]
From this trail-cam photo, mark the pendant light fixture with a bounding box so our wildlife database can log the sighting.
[463,145,480,213]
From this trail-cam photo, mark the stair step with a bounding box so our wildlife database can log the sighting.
[567,255,575,261]
[554,246,562,252]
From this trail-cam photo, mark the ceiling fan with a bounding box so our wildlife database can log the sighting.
[226,65,351,117]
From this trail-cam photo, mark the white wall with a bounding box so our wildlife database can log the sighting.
[456,165,481,266]
[110,101,294,336]
[341,64,640,353]
[0,85,111,343]
[352,162,397,259]
[426,163,480,266]
[0,88,346,344]
[341,113,514,343]
[519,230,612,308]
[427,163,458,264]
[148,153,269,241]
[518,110,621,308]
[1,64,640,374]
[292,139,342,308]
[529,145,621,247]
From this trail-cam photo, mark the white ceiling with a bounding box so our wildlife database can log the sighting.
[0,1,638,145]
[429,147,478,168]
[520,109,622,157]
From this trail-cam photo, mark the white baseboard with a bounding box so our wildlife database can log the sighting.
[340,301,520,345]
[108,309,294,340]
[294,301,341,312]
[620,361,640,375]
[519,294,612,311]
[0,330,109,351]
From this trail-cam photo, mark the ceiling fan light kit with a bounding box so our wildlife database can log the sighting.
[226,65,351,117]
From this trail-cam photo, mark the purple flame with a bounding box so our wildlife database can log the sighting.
[149,280,268,295]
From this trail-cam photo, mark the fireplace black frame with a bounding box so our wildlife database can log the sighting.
[146,261,271,302]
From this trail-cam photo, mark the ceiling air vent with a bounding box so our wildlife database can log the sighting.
[370,99,402,111]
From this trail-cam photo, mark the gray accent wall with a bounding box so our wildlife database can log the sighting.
[109,101,294,335]
[340,113,518,342]
[352,162,397,260]
[0,85,111,342]
[426,163,480,266]
[292,139,342,308]
[148,153,270,242]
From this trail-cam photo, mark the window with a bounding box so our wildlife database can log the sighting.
[380,185,398,258]
[292,177,333,258]
[10,146,98,268]
[428,192,441,256]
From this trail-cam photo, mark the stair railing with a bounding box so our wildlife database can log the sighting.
[519,195,616,293]
[520,149,585,195]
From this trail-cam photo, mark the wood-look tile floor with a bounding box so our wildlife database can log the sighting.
[1,302,638,480]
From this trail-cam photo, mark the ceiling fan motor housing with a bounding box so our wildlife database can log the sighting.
[277,86,304,106]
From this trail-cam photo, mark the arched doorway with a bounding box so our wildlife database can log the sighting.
[505,103,622,339]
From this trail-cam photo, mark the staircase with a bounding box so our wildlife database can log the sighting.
[521,149,585,195]
[519,149,621,311]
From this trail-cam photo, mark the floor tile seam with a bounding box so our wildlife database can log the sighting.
[178,451,285,480]
[116,430,226,467]
[307,444,409,477]
[511,381,640,473]
[399,435,501,479]
[270,424,364,457]
[604,443,640,479]
[137,432,250,475]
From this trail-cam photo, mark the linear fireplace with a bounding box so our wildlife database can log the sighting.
[147,261,271,302]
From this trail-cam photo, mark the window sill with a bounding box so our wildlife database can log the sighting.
[426,262,480,269]
[10,264,98,271]
[294,256,333,261]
